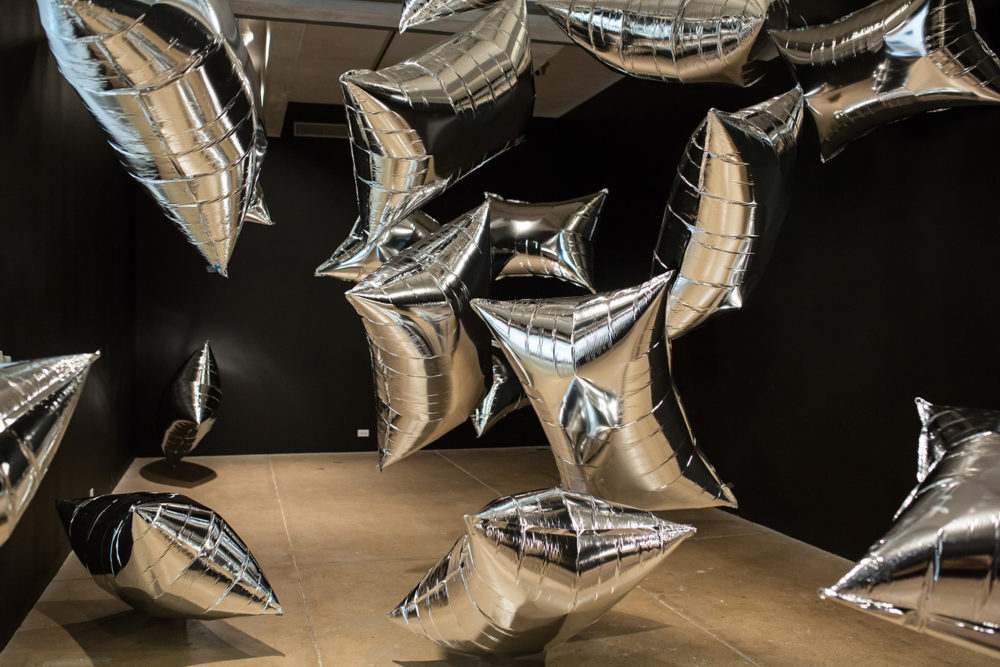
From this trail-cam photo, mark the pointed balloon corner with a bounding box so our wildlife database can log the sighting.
[54,497,83,533]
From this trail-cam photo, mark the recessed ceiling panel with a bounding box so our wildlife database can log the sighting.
[290,25,391,105]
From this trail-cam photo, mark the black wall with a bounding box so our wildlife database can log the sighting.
[0,0,137,645]
[124,0,1000,564]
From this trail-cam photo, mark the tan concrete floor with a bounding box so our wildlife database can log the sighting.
[0,447,993,666]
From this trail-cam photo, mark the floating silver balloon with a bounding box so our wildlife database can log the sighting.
[472,273,736,511]
[771,0,1000,161]
[389,487,695,654]
[0,353,99,547]
[245,186,275,226]
[539,0,789,86]
[821,398,1000,657]
[653,88,804,340]
[157,341,221,465]
[470,348,530,437]
[489,189,607,293]
[315,212,440,282]
[346,205,492,468]
[399,0,496,31]
[336,0,532,254]
[37,0,270,275]
[58,492,282,619]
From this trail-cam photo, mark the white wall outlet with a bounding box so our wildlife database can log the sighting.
[357,429,370,438]
[89,488,94,497]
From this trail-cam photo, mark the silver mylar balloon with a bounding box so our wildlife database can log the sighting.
[0,353,99,547]
[315,212,440,282]
[399,0,496,32]
[157,341,221,465]
[345,204,492,468]
[389,487,695,654]
[37,0,270,275]
[57,492,282,619]
[771,0,1000,161]
[470,348,530,437]
[538,0,790,86]
[821,398,1000,656]
[245,186,275,226]
[335,0,533,253]
[472,273,737,511]
[653,87,804,340]
[489,189,607,293]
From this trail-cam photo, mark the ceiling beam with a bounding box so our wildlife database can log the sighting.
[230,0,573,44]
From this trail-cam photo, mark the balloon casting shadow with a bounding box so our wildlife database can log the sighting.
[139,459,218,488]
[28,601,283,665]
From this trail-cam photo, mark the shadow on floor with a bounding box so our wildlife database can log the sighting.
[567,608,671,642]
[392,610,670,666]
[23,600,282,665]
[395,653,545,667]
[140,459,217,488]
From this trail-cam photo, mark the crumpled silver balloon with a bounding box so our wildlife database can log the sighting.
[820,398,1000,656]
[399,0,496,32]
[489,189,607,293]
[58,492,282,619]
[315,212,440,282]
[470,348,530,437]
[0,353,99,547]
[158,341,221,465]
[37,0,270,275]
[472,273,737,511]
[346,204,492,469]
[389,487,695,654]
[771,0,1000,161]
[653,87,804,340]
[331,0,533,275]
[538,0,790,86]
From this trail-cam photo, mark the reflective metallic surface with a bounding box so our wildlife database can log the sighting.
[339,0,533,250]
[653,88,804,340]
[489,190,606,293]
[771,0,1000,161]
[158,341,221,465]
[346,205,492,468]
[539,0,789,86]
[37,0,269,275]
[315,212,440,282]
[244,186,275,226]
[0,353,99,547]
[472,273,737,510]
[399,0,497,32]
[58,492,282,619]
[821,398,1000,657]
[389,487,695,654]
[471,349,530,437]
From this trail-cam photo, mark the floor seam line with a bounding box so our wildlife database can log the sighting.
[637,585,760,666]
[269,455,324,667]
[434,451,504,496]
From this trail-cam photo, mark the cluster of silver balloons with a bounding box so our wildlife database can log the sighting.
[0,353,99,547]
[38,0,271,275]
[57,492,282,618]
[26,0,1000,655]
[821,399,1000,655]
